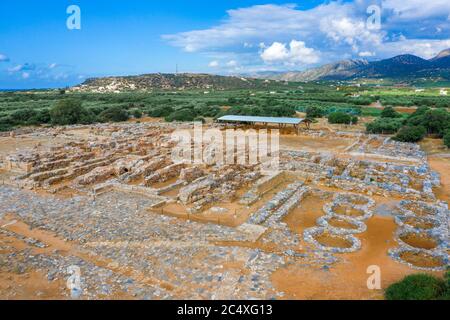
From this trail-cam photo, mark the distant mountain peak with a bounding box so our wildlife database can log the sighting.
[252,51,450,82]
[385,54,428,64]
[431,48,450,61]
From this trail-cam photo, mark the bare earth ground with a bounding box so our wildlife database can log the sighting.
[0,122,448,300]
[420,138,450,202]
[273,215,437,300]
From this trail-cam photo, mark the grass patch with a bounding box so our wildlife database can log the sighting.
[385,272,449,300]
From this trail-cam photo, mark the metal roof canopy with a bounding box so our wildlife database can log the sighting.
[217,115,304,125]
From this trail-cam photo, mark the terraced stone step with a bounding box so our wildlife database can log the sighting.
[247,182,304,225]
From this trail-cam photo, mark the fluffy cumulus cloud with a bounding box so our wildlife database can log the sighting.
[261,40,320,65]
[208,60,219,68]
[163,1,450,72]
[379,39,450,59]
[320,16,384,51]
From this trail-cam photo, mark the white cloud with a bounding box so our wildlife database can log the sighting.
[379,38,450,59]
[22,72,30,79]
[261,42,289,62]
[359,51,376,57]
[208,60,219,68]
[320,16,384,50]
[8,65,23,72]
[0,54,9,62]
[162,4,344,53]
[261,40,320,65]
[383,0,450,20]
[8,63,36,73]
[226,60,238,67]
[162,2,450,71]
[49,63,58,69]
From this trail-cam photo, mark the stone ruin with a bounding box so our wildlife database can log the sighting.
[0,123,448,269]
[389,200,449,271]
[303,192,375,254]
[279,136,440,202]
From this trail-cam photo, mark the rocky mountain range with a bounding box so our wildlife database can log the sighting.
[70,49,450,92]
[255,49,450,81]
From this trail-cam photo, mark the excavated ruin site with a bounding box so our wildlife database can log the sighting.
[0,122,448,300]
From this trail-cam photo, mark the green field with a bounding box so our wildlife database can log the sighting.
[0,80,449,132]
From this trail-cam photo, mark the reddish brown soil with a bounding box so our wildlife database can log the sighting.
[314,232,352,249]
[400,251,444,269]
[394,107,417,114]
[403,217,437,230]
[283,194,332,235]
[0,271,67,300]
[428,155,450,203]
[280,135,355,152]
[328,217,359,230]
[399,233,438,250]
[333,204,365,218]
[272,214,443,300]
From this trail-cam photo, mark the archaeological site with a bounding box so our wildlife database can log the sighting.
[0,120,448,300]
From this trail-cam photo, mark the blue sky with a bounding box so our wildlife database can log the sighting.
[1,0,449,89]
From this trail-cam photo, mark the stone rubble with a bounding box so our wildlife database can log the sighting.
[0,122,448,299]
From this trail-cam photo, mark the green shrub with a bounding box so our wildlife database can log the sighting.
[131,109,142,119]
[351,116,359,125]
[381,106,402,118]
[443,269,450,299]
[0,123,13,132]
[50,99,95,125]
[444,130,450,148]
[419,109,450,136]
[385,274,446,300]
[306,106,325,118]
[148,106,174,117]
[165,109,195,122]
[31,109,51,124]
[328,112,352,124]
[11,108,38,124]
[407,107,431,126]
[393,126,427,143]
[90,106,107,115]
[99,106,129,122]
[366,118,403,134]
